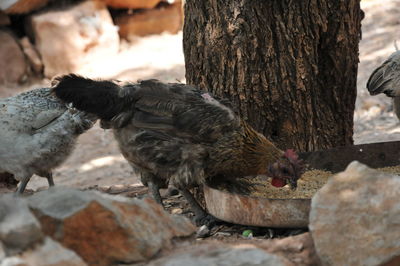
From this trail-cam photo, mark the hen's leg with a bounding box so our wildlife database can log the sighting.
[141,172,163,205]
[46,172,55,187]
[179,188,218,227]
[16,175,31,195]
[148,180,162,205]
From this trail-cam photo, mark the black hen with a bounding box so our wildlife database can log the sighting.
[53,74,303,225]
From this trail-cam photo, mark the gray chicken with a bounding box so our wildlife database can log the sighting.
[53,74,303,225]
[0,86,96,194]
[367,50,400,119]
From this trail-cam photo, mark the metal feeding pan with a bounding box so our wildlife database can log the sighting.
[204,141,400,228]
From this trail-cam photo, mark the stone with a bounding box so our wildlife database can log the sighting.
[0,30,28,84]
[147,242,294,266]
[0,0,48,14]
[30,0,119,78]
[97,0,161,9]
[309,161,400,266]
[0,194,43,256]
[19,37,43,74]
[28,187,195,266]
[115,2,182,39]
[3,237,87,266]
[254,233,321,266]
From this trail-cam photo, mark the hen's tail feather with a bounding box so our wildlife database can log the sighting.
[52,74,131,120]
[367,64,391,96]
[367,51,400,96]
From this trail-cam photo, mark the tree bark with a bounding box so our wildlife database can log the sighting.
[183,0,362,152]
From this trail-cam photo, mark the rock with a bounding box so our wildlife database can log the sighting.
[0,194,43,256]
[97,0,161,9]
[28,187,195,266]
[30,1,119,78]
[116,2,183,39]
[3,237,86,266]
[309,161,400,266]
[0,30,28,84]
[19,37,43,75]
[255,233,321,266]
[147,242,294,266]
[0,0,49,14]
[0,11,10,26]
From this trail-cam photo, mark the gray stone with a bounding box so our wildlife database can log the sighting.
[310,161,400,266]
[28,187,195,266]
[0,30,27,84]
[0,194,43,256]
[147,243,293,266]
[2,237,87,266]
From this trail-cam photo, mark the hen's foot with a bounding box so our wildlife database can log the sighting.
[194,213,220,228]
[179,188,221,227]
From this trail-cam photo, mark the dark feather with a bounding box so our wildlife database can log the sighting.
[367,51,400,97]
[52,74,134,120]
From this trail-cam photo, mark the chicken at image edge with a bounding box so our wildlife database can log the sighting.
[0,86,96,194]
[53,74,303,225]
[367,50,400,119]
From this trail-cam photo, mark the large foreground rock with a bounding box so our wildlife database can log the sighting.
[30,1,119,78]
[0,194,43,256]
[2,237,87,266]
[0,30,28,84]
[147,242,294,266]
[28,187,195,266]
[310,161,400,266]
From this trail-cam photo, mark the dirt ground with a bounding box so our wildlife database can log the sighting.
[1,0,400,192]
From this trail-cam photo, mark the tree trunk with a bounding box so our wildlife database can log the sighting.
[183,0,362,152]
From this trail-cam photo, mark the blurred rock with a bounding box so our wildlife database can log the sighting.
[20,37,43,75]
[30,1,119,78]
[28,187,195,266]
[0,30,28,84]
[0,0,49,14]
[0,194,43,256]
[0,11,10,26]
[310,161,400,266]
[256,233,321,266]
[3,237,86,266]
[98,0,161,9]
[116,2,182,39]
[147,242,294,266]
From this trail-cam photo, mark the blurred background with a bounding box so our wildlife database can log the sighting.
[0,0,399,190]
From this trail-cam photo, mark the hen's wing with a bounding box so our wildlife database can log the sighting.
[0,87,66,134]
[115,80,241,144]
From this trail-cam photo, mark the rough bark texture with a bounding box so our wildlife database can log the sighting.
[183,0,362,151]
